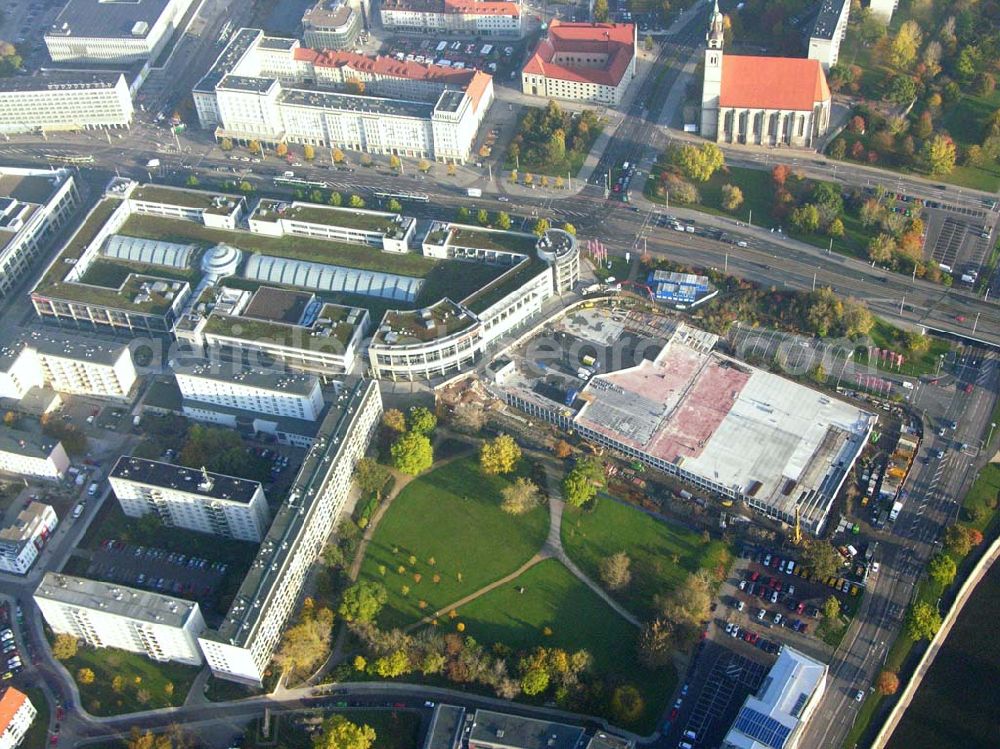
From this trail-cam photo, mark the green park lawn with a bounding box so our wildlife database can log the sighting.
[358,457,549,628]
[562,498,731,620]
[457,559,674,732]
[61,644,198,716]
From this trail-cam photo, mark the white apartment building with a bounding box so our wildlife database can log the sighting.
[34,573,206,666]
[45,0,195,63]
[0,74,134,135]
[194,29,494,163]
[29,338,138,400]
[0,687,36,749]
[175,362,324,421]
[522,22,637,107]
[0,502,58,575]
[109,457,271,542]
[869,0,898,23]
[0,432,70,482]
[808,0,851,70]
[0,167,79,299]
[379,0,523,38]
[198,378,382,684]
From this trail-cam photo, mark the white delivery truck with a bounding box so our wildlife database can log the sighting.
[466,187,482,198]
[889,501,903,522]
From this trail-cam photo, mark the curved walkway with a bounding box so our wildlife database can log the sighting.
[404,458,641,631]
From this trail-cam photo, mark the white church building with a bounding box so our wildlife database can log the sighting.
[700,1,831,148]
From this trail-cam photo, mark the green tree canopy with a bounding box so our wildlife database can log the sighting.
[314,715,376,749]
[480,434,522,475]
[407,406,437,435]
[906,600,942,641]
[338,581,388,623]
[672,143,724,182]
[391,431,433,475]
[562,456,604,507]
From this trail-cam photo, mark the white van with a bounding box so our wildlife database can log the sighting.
[87,482,99,497]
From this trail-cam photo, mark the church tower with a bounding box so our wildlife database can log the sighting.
[700,0,725,138]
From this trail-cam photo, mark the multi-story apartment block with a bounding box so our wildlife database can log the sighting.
[379,0,523,38]
[175,362,324,422]
[0,432,69,482]
[0,167,79,300]
[109,457,271,542]
[0,687,36,749]
[193,29,494,162]
[0,337,136,401]
[44,0,195,64]
[197,378,382,684]
[34,573,206,665]
[0,502,59,575]
[302,0,361,50]
[808,0,851,70]
[522,22,637,107]
[0,74,134,135]
[869,0,898,23]
[30,337,137,400]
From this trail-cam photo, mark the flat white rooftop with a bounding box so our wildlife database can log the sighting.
[575,325,873,522]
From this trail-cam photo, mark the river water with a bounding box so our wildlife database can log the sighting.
[887,561,1000,749]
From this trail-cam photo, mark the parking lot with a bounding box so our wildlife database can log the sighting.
[669,645,769,748]
[0,602,24,682]
[80,540,229,620]
[716,545,869,664]
[920,197,998,285]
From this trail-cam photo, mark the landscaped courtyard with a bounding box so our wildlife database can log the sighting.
[357,457,549,628]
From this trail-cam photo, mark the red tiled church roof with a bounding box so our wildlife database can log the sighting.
[522,21,635,87]
[719,55,831,111]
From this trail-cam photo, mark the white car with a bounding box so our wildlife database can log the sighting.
[738,580,747,590]
[725,622,734,635]
[773,613,782,625]
[770,590,779,603]
[757,609,766,621]
[737,601,745,612]
[855,690,865,702]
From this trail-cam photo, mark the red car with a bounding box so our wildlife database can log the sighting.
[750,571,760,582]
[964,383,974,394]
[669,707,679,721]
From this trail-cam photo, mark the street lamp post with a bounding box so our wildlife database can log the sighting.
[988,422,997,448]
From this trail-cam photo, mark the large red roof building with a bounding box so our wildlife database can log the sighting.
[700,2,831,147]
[521,21,636,107]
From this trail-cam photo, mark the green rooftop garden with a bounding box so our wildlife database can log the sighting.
[284,204,398,234]
[120,214,439,277]
[38,198,122,288]
[205,305,355,349]
[450,227,538,254]
[462,256,549,314]
[130,185,242,214]
[377,299,475,344]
